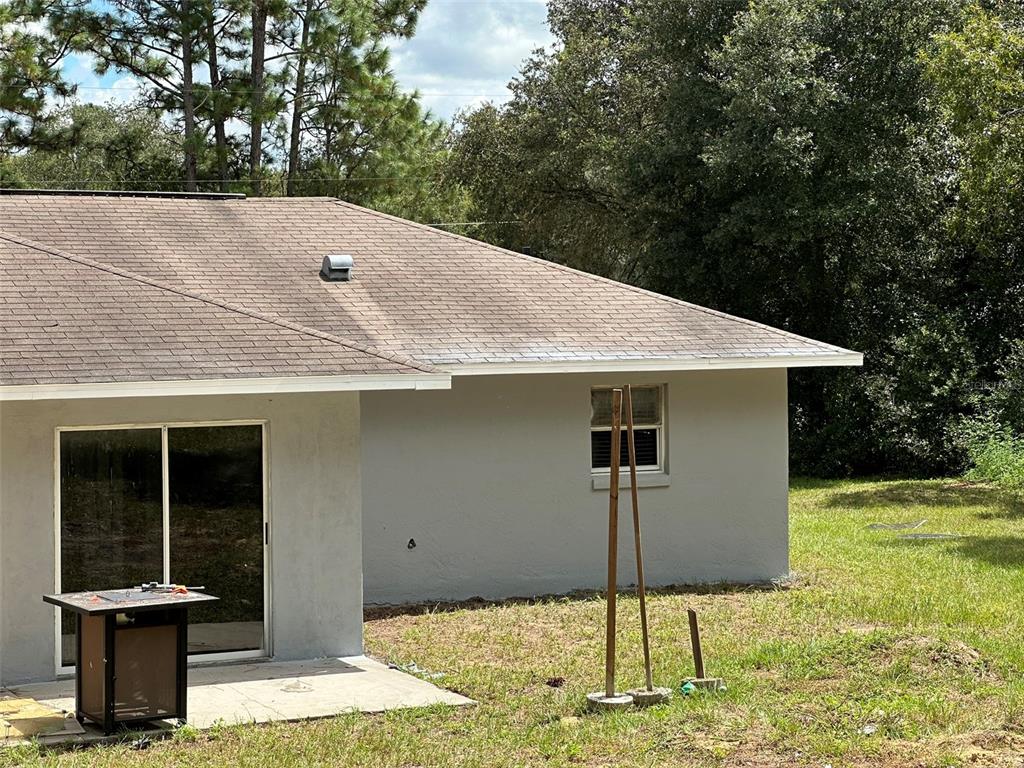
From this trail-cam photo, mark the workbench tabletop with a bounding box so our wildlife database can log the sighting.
[43,588,219,615]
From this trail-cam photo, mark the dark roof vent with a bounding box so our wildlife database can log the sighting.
[321,254,353,282]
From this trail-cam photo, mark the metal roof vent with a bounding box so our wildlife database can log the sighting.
[321,254,353,282]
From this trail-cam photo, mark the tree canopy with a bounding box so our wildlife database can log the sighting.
[0,0,466,222]
[0,0,77,152]
[1,103,183,189]
[446,0,1024,476]
[4,0,1024,476]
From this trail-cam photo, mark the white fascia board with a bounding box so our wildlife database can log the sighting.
[0,373,452,401]
[444,352,864,376]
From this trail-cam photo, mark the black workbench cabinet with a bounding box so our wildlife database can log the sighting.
[43,590,218,734]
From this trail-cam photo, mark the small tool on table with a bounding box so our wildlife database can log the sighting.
[139,582,205,594]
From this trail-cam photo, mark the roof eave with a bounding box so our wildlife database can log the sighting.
[444,352,864,376]
[0,372,452,401]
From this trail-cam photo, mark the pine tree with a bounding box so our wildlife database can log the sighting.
[54,0,210,191]
[275,0,426,196]
[0,0,76,156]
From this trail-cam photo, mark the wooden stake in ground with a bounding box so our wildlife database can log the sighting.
[604,388,623,698]
[685,608,724,692]
[623,384,653,691]
[688,608,705,679]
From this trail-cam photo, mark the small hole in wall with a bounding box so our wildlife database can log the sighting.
[407,538,416,550]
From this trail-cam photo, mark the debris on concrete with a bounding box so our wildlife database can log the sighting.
[0,695,84,745]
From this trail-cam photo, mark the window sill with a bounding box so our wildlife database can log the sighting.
[591,472,670,491]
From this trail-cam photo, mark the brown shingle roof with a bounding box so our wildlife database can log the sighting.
[0,231,432,386]
[0,193,858,384]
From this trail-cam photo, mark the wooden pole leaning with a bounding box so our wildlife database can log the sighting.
[625,385,653,690]
[586,388,633,711]
[623,384,672,707]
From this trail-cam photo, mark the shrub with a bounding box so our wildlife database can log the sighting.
[957,416,1024,493]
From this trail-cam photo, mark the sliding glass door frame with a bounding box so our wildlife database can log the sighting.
[53,419,272,677]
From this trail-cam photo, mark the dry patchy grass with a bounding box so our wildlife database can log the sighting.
[5,478,1024,767]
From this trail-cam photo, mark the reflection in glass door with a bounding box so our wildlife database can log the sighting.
[168,426,264,655]
[57,423,267,670]
[59,429,164,667]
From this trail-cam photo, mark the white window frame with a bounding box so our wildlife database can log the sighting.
[590,384,666,474]
[53,419,272,677]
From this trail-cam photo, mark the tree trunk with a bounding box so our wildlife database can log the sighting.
[249,0,267,196]
[323,65,337,166]
[207,11,229,192]
[285,0,313,197]
[181,0,198,192]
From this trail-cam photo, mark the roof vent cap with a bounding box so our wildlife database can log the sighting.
[321,254,353,282]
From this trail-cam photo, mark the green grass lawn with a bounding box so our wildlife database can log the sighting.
[6,478,1024,767]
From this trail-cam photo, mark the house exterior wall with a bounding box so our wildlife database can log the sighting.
[361,369,789,605]
[0,392,362,684]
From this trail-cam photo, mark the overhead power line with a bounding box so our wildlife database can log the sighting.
[432,220,521,227]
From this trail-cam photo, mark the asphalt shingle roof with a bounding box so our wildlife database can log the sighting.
[0,230,431,386]
[0,192,858,387]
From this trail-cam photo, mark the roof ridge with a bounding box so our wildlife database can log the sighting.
[328,198,855,356]
[0,229,437,374]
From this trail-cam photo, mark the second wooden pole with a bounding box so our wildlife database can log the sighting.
[623,384,654,691]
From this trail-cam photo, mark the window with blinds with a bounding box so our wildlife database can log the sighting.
[590,385,664,472]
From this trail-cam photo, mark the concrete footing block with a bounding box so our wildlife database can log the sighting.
[585,692,634,711]
[627,687,672,707]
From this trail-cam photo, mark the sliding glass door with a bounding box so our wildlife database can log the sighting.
[58,429,164,667]
[58,423,267,670]
[167,426,265,656]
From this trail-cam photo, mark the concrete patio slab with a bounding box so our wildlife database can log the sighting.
[3,655,473,747]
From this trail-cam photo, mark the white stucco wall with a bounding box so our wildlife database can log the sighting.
[361,369,789,604]
[0,392,362,684]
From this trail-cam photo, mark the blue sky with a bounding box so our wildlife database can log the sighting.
[63,0,554,121]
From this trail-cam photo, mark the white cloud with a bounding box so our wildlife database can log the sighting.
[105,76,140,104]
[390,0,554,119]
[53,1,553,121]
[58,53,141,107]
